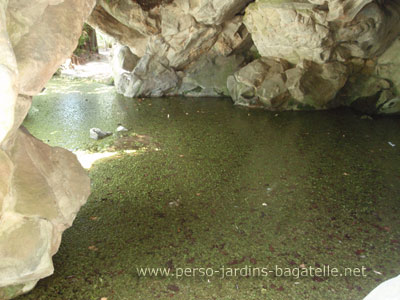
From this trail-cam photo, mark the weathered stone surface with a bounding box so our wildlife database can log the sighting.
[228,58,291,108]
[0,1,18,145]
[112,44,140,94]
[98,0,161,36]
[286,60,349,108]
[338,37,400,115]
[0,128,91,299]
[183,0,252,25]
[376,38,400,96]
[228,58,348,110]
[88,5,148,57]
[0,0,95,298]
[160,3,221,69]
[13,0,96,96]
[244,1,331,64]
[333,2,400,61]
[244,0,400,64]
[121,37,180,97]
[92,0,255,98]
[212,16,252,57]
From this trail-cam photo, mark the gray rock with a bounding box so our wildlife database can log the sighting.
[89,128,112,140]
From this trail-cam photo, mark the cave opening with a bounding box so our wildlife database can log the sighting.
[1,1,400,300]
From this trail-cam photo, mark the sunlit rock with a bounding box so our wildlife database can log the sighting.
[0,0,95,298]
[244,0,400,64]
[0,128,91,299]
[244,1,332,64]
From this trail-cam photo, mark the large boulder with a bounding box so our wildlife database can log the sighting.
[0,129,90,299]
[0,0,95,298]
[244,1,332,64]
[90,0,253,98]
[228,58,348,110]
[88,5,149,57]
[112,44,140,94]
[244,0,400,64]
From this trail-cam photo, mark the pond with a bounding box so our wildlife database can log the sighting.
[20,77,400,300]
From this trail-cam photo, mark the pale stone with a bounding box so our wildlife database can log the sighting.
[98,0,161,36]
[364,274,400,300]
[112,44,140,94]
[0,2,18,145]
[14,0,96,95]
[244,1,331,64]
[88,5,148,57]
[184,0,252,25]
[0,128,90,299]
[227,58,292,108]
[228,58,348,109]
[212,16,252,57]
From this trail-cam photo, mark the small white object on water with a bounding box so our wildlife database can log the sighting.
[169,200,180,207]
[388,142,396,147]
[373,270,383,275]
[90,128,112,140]
[167,114,170,119]
[262,203,268,207]
[116,125,128,132]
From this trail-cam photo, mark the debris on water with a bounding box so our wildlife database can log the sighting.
[373,270,382,275]
[361,115,373,120]
[169,200,180,207]
[90,128,112,140]
[30,106,40,114]
[388,142,396,147]
[116,125,128,132]
[262,203,268,207]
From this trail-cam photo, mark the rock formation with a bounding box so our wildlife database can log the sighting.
[88,0,253,98]
[0,0,94,298]
[1,0,400,298]
[88,0,400,114]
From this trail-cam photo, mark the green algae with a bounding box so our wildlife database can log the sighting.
[19,78,400,300]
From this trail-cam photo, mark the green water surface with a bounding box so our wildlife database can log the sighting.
[20,77,400,300]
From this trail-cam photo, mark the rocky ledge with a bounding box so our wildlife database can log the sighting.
[89,0,400,114]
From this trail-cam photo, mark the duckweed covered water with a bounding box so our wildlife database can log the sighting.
[21,78,400,300]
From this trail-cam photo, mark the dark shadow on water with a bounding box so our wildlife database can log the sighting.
[20,78,400,300]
